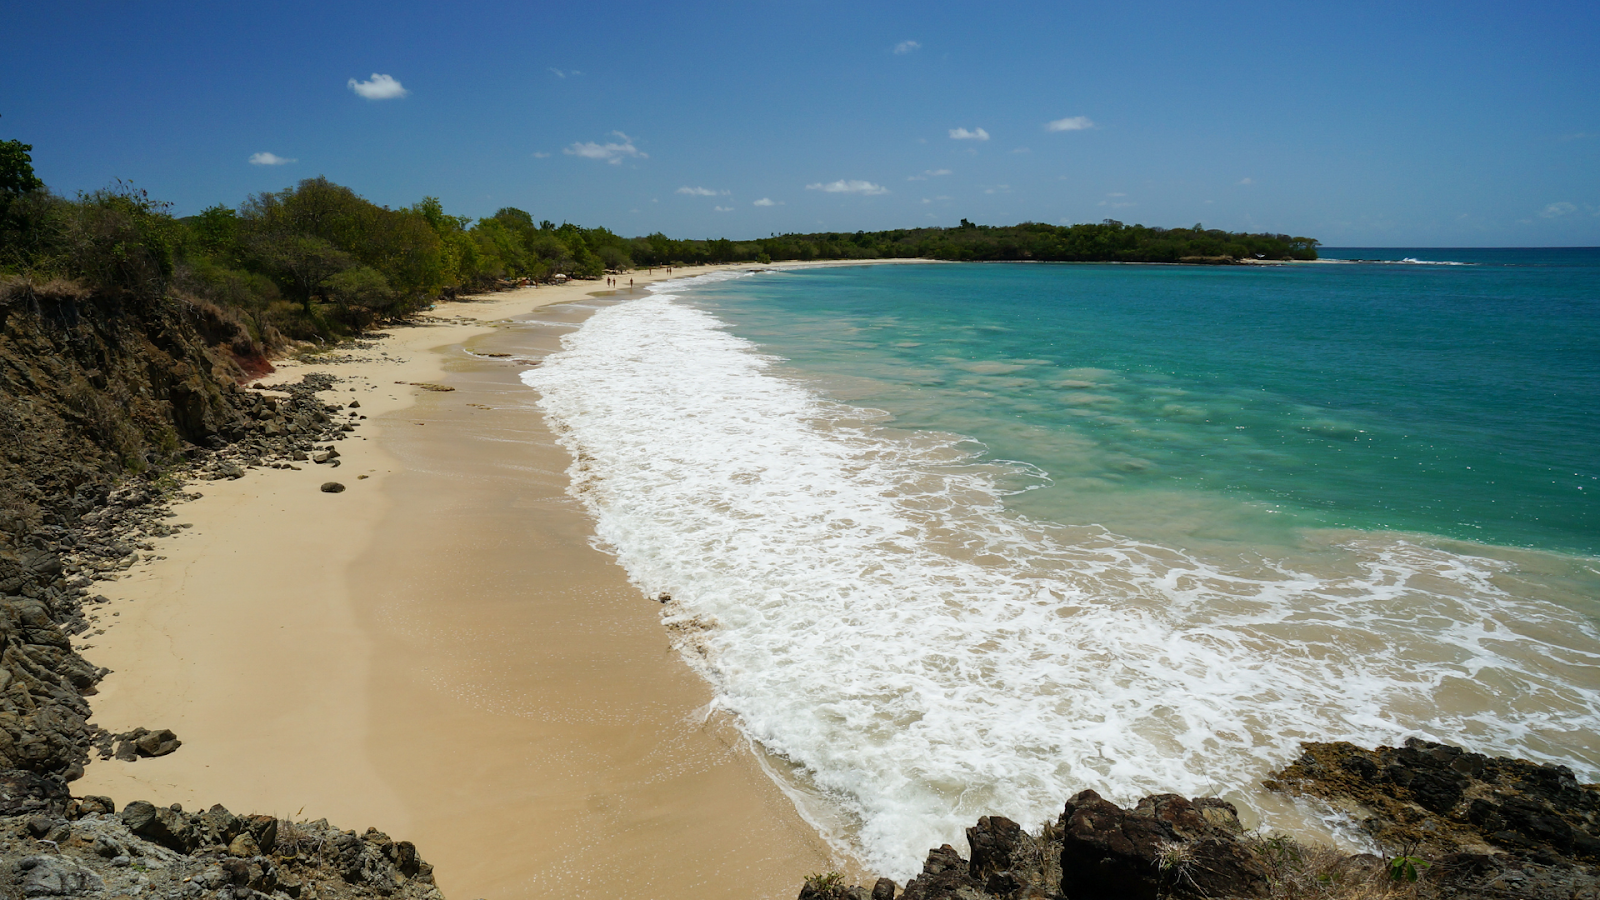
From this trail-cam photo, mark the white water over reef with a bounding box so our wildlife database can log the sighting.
[521,286,1600,879]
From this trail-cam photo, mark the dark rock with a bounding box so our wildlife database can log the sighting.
[119,799,197,853]
[0,770,70,817]
[133,727,181,757]
[108,727,181,761]
[74,795,114,816]
[966,815,1054,897]
[1266,737,1600,867]
[870,878,897,900]
[899,844,985,900]
[18,855,103,897]
[1059,789,1187,900]
[242,813,278,853]
[321,482,346,493]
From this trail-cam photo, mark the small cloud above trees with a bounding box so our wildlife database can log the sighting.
[347,74,409,100]
[753,198,782,206]
[1045,116,1094,132]
[949,127,989,141]
[248,152,295,166]
[565,132,646,165]
[894,40,921,54]
[677,186,727,196]
[806,180,888,195]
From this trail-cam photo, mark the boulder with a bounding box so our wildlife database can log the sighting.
[18,855,103,897]
[120,799,198,853]
[1057,791,1268,900]
[899,844,985,900]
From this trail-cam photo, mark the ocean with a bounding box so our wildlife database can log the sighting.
[520,250,1600,878]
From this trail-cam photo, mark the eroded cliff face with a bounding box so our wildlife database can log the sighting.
[0,277,254,782]
[0,278,441,900]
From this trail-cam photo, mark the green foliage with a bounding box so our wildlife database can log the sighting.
[1386,854,1429,883]
[36,181,182,299]
[320,266,397,320]
[0,136,44,195]
[802,871,843,892]
[0,131,1321,352]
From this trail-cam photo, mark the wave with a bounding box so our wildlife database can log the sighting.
[520,288,1600,878]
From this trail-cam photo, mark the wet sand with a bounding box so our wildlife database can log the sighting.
[73,263,920,898]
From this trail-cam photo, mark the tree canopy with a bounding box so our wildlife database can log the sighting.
[0,137,1320,349]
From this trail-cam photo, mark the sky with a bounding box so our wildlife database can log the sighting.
[4,0,1598,246]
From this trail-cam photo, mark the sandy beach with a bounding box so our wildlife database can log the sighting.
[72,262,922,899]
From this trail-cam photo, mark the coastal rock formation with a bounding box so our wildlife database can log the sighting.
[0,792,441,900]
[1266,738,1600,898]
[1,277,361,784]
[802,792,1266,900]
[0,278,446,899]
[1055,791,1267,900]
[801,740,1600,900]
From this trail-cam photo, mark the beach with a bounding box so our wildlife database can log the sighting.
[70,263,911,899]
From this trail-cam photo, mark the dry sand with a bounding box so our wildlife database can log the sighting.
[73,261,918,899]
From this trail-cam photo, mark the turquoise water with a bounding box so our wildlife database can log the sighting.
[524,253,1600,875]
[691,252,1600,560]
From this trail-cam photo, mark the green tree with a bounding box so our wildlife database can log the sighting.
[0,138,44,195]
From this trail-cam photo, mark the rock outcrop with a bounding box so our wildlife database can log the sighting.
[0,278,443,900]
[0,792,440,900]
[801,792,1264,900]
[1266,738,1600,898]
[800,739,1600,900]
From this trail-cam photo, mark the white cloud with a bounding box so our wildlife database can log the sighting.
[1540,201,1578,218]
[1106,192,1126,197]
[564,131,647,164]
[676,186,727,196]
[1238,177,1253,185]
[532,152,551,158]
[248,152,295,166]
[1011,146,1031,154]
[714,205,734,212]
[806,180,889,195]
[549,68,582,79]
[347,73,409,100]
[894,40,921,54]
[949,127,990,141]
[984,184,1011,195]
[753,198,780,207]
[1045,116,1094,132]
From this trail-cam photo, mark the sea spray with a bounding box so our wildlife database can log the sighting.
[522,285,1600,879]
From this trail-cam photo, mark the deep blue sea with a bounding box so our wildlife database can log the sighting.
[522,249,1600,876]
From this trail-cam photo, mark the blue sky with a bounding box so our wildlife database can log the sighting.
[5,0,1597,246]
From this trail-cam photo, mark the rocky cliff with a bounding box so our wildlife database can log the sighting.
[801,740,1600,900]
[0,276,433,900]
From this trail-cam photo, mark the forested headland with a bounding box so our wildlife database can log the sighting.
[2,137,1317,348]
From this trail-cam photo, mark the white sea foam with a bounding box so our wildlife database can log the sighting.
[521,287,1600,878]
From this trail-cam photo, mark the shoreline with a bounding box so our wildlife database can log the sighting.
[71,260,925,898]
